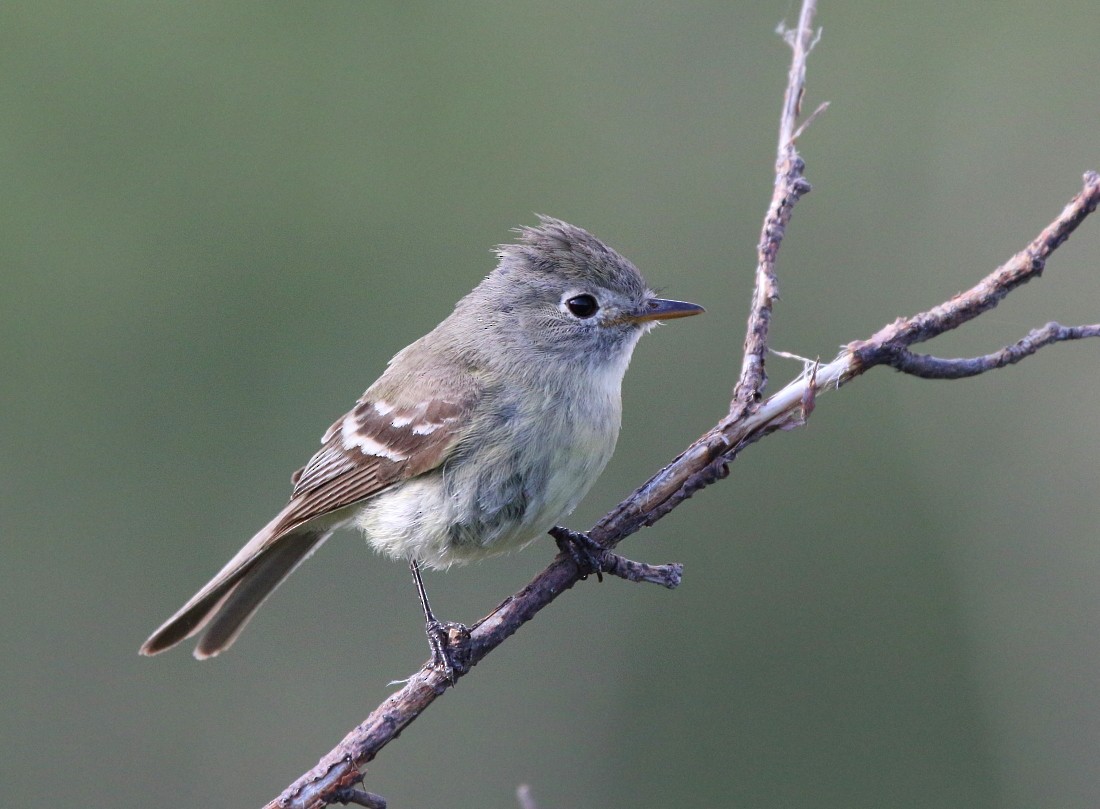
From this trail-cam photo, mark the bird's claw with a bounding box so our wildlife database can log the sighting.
[550,526,605,582]
[425,619,470,684]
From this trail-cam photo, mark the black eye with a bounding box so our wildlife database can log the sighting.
[565,294,599,318]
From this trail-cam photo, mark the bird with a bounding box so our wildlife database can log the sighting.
[140,216,703,670]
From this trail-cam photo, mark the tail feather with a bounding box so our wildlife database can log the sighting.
[139,516,330,657]
[138,582,238,655]
[193,532,326,658]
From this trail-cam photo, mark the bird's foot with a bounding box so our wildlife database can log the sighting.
[425,619,470,684]
[550,526,605,582]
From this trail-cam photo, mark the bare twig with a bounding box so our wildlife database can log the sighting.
[848,171,1100,363]
[588,171,1100,552]
[878,321,1100,379]
[262,1,1100,804]
[330,787,386,809]
[734,0,823,411]
[599,551,683,588]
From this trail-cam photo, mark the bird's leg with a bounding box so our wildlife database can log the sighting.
[409,559,468,683]
[549,526,605,583]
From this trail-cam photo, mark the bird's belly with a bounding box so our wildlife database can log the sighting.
[354,418,616,569]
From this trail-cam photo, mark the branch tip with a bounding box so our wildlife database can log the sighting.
[329,788,386,809]
[882,322,1100,379]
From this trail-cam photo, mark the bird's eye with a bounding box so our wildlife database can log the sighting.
[565,294,599,318]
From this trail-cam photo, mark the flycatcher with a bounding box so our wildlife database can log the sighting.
[140,217,703,669]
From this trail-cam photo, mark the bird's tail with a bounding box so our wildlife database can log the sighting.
[139,515,331,659]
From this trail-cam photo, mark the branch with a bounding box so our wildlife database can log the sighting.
[878,321,1100,379]
[621,171,1100,531]
[848,171,1100,364]
[263,2,1100,805]
[734,0,823,410]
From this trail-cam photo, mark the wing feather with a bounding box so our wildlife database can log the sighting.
[273,393,471,536]
[139,391,475,657]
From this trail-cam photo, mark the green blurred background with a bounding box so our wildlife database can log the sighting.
[3,2,1099,807]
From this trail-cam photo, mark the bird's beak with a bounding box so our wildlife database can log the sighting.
[628,297,705,324]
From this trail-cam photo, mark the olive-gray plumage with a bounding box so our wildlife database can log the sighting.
[140,217,702,659]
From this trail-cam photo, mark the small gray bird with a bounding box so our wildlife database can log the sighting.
[140,217,703,668]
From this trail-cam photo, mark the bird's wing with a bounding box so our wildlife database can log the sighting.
[276,393,473,534]
[138,391,473,657]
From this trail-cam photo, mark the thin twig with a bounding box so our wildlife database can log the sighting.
[734,0,823,411]
[848,170,1100,363]
[329,788,386,809]
[879,322,1100,379]
[599,552,683,588]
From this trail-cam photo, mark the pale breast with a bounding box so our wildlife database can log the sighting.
[354,380,621,569]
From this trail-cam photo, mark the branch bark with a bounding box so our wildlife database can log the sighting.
[734,0,822,412]
[263,2,1100,806]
